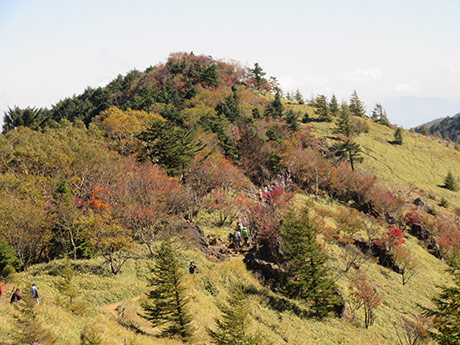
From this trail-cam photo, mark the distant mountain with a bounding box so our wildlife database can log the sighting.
[415,113,460,142]
[383,96,460,128]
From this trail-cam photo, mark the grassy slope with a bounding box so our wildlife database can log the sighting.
[1,103,458,344]
[0,226,448,345]
[291,104,460,207]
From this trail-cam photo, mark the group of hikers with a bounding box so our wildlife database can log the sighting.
[0,282,40,304]
[257,168,293,207]
[232,219,250,252]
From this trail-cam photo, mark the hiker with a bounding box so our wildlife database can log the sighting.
[31,283,39,304]
[189,261,197,274]
[0,282,3,303]
[233,229,242,253]
[242,226,249,246]
[10,288,22,303]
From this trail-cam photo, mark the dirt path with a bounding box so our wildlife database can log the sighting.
[104,294,143,317]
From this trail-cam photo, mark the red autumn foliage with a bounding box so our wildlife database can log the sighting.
[404,210,423,227]
[432,216,460,255]
[374,226,405,251]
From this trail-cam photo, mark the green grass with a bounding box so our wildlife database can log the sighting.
[304,116,460,208]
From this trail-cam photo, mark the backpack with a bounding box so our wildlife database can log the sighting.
[242,227,249,238]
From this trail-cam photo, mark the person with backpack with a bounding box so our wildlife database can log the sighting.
[233,228,242,253]
[0,282,3,303]
[31,283,39,304]
[189,261,197,274]
[241,226,249,246]
[10,288,22,303]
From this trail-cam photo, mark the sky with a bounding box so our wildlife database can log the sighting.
[1,0,460,128]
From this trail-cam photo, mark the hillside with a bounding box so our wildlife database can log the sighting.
[415,113,460,143]
[1,52,460,345]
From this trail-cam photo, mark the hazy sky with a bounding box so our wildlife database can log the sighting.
[1,0,459,127]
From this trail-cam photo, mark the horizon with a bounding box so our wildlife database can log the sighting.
[1,0,460,128]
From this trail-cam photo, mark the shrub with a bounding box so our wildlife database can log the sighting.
[349,270,381,328]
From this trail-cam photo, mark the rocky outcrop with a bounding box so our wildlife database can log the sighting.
[353,239,403,274]
[407,223,442,258]
[244,247,284,291]
[175,222,209,253]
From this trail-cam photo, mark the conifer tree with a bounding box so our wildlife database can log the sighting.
[295,88,304,104]
[250,62,266,89]
[349,90,366,117]
[444,171,458,191]
[142,237,194,340]
[329,94,339,117]
[215,86,240,123]
[55,259,79,307]
[423,257,460,344]
[285,109,299,131]
[314,94,331,122]
[371,103,390,126]
[265,92,284,118]
[334,138,363,172]
[280,208,338,318]
[13,294,57,345]
[394,127,403,145]
[137,120,206,177]
[207,284,262,345]
[334,103,357,138]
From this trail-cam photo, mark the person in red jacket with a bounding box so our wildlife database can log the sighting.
[0,282,3,303]
[10,288,22,303]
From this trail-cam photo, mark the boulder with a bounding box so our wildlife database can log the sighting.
[353,238,403,274]
[407,223,442,258]
[175,222,209,254]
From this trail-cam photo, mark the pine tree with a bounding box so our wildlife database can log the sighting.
[349,90,366,117]
[12,294,57,345]
[280,208,338,318]
[142,237,194,340]
[295,88,304,104]
[250,62,266,89]
[314,94,331,122]
[329,94,339,117]
[334,103,357,138]
[394,127,403,145]
[371,103,390,126]
[423,257,460,343]
[215,87,240,123]
[285,109,299,131]
[137,120,206,177]
[207,284,262,345]
[444,171,458,191]
[334,138,363,172]
[55,259,79,307]
[265,92,284,118]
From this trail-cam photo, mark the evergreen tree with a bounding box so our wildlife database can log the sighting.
[286,91,293,101]
[12,294,57,345]
[314,94,331,122]
[55,259,79,307]
[295,88,304,104]
[3,106,50,133]
[201,64,220,87]
[285,109,299,131]
[137,120,206,177]
[302,111,310,123]
[371,103,390,126]
[394,127,403,145]
[207,284,262,345]
[334,138,363,172]
[423,257,460,344]
[215,87,240,123]
[444,171,458,191]
[349,90,366,117]
[334,103,356,138]
[329,94,339,117]
[265,92,284,118]
[280,208,338,318]
[250,62,266,88]
[419,126,429,136]
[142,237,194,340]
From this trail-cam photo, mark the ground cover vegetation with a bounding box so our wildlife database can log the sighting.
[0,52,460,344]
